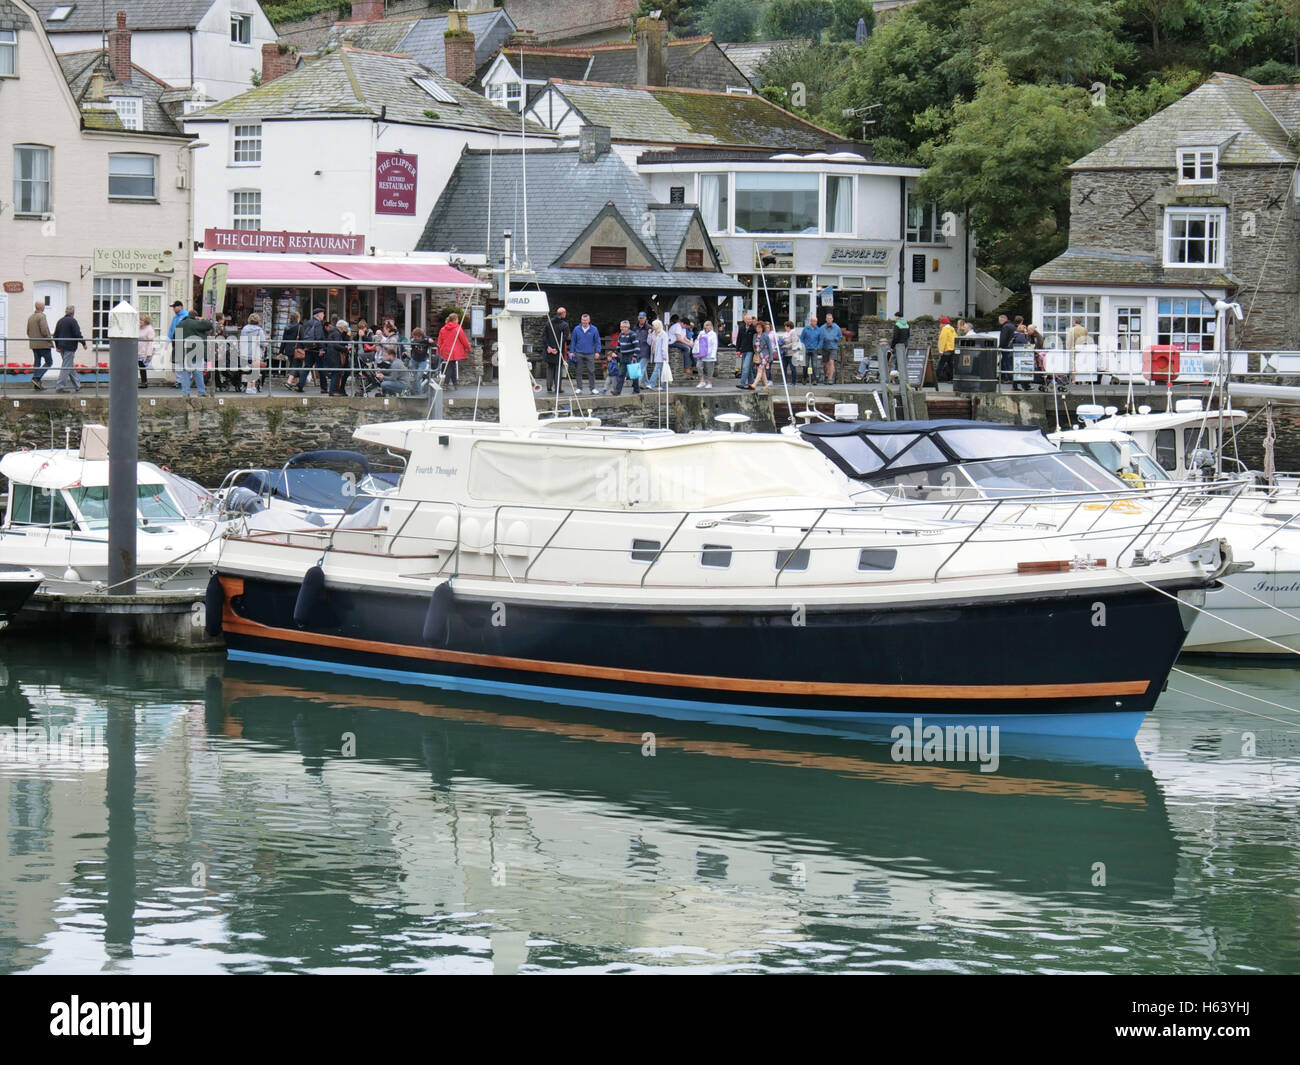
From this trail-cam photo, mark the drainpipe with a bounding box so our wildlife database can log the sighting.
[897,176,906,316]
[964,208,972,318]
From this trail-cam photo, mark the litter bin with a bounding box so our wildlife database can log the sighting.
[953,333,999,393]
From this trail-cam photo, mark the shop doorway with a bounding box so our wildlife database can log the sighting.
[35,280,67,329]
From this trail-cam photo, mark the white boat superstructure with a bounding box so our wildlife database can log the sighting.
[0,430,225,596]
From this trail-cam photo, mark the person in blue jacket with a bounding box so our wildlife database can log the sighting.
[801,315,824,385]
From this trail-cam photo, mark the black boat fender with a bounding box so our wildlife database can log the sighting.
[422,581,454,647]
[293,565,327,629]
[204,573,224,636]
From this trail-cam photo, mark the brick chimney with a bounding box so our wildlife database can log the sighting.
[578,124,611,163]
[107,10,131,83]
[262,42,298,84]
[350,0,383,20]
[635,16,667,87]
[444,9,476,85]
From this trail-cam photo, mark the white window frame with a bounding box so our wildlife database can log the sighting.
[905,189,940,244]
[107,152,157,200]
[92,276,134,346]
[13,144,51,215]
[1177,147,1217,184]
[1163,207,1225,269]
[108,96,142,130]
[232,122,261,165]
[0,29,16,77]
[230,13,252,46]
[232,189,261,230]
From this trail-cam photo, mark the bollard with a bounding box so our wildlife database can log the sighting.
[107,300,139,644]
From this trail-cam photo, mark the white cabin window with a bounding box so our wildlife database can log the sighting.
[231,13,252,45]
[1164,208,1225,268]
[0,29,16,76]
[1177,147,1217,184]
[701,544,732,568]
[108,97,141,130]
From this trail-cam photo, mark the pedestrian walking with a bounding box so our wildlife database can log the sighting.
[821,312,843,384]
[647,319,670,389]
[138,313,155,388]
[694,320,717,388]
[936,316,956,382]
[436,311,472,391]
[735,313,756,385]
[239,313,267,393]
[26,299,53,390]
[52,305,87,393]
[801,315,823,385]
[544,306,571,393]
[174,307,214,396]
[568,313,600,394]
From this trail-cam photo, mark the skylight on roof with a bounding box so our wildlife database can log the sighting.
[413,76,456,104]
[49,5,74,19]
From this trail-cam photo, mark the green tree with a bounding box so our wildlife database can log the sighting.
[699,0,759,42]
[917,64,1118,290]
[1108,67,1206,123]
[633,0,707,36]
[829,0,970,158]
[762,0,833,41]
[828,0,875,42]
[755,40,855,120]
[1249,0,1300,68]
[1118,0,1201,56]
[959,0,1125,85]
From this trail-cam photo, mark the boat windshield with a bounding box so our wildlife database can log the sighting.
[879,452,1128,499]
[68,484,187,528]
[1057,440,1171,482]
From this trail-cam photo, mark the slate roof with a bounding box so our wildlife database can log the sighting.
[496,37,751,91]
[1253,84,1300,136]
[542,81,848,151]
[1072,73,1297,170]
[1029,248,1239,290]
[188,48,551,135]
[57,49,186,136]
[35,0,213,32]
[0,0,32,32]
[417,146,744,291]
[320,8,512,73]
[718,40,802,84]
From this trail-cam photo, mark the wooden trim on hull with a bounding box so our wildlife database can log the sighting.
[219,577,1148,703]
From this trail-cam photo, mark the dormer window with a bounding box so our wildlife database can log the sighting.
[1177,147,1217,184]
[414,76,456,104]
[109,97,141,130]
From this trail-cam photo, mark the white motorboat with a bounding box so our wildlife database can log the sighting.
[790,417,1296,656]
[206,291,1228,739]
[0,425,224,597]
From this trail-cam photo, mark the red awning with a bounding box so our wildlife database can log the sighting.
[321,261,485,287]
[192,258,486,288]
[193,258,347,286]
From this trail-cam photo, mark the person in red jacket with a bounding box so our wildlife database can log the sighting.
[436,312,471,391]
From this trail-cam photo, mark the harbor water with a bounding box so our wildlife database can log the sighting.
[0,642,1296,974]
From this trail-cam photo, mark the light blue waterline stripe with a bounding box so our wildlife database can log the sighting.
[227,649,1147,740]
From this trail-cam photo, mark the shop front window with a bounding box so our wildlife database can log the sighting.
[92,277,134,345]
[1157,297,1216,351]
[1040,294,1100,350]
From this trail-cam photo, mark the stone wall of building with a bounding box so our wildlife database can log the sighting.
[1067,167,1300,350]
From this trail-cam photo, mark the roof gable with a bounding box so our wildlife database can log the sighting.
[552,201,663,270]
[57,48,185,135]
[1072,73,1296,170]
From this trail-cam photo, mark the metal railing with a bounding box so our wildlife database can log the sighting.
[0,335,447,399]
[228,477,1242,591]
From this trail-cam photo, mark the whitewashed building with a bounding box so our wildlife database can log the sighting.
[1,0,192,351]
[32,0,277,100]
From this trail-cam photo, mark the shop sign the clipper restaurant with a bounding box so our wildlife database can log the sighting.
[202,229,367,255]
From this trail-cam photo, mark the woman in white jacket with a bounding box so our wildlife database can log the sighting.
[694,320,717,389]
[238,313,267,393]
[647,319,670,389]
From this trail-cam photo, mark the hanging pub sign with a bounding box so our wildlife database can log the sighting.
[375,152,418,216]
